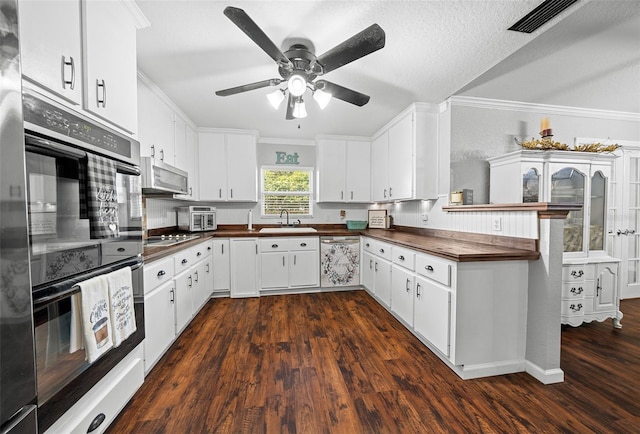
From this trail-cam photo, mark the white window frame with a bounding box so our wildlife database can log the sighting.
[260,165,314,218]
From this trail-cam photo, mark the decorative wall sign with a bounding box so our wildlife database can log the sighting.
[368,209,387,229]
[275,151,300,165]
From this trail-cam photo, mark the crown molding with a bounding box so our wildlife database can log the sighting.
[449,96,640,122]
[258,137,316,146]
[121,0,150,29]
[137,70,198,130]
[198,127,259,137]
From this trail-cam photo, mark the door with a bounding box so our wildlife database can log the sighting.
[213,239,230,291]
[374,259,392,307]
[261,252,288,289]
[19,0,82,105]
[391,265,414,327]
[230,239,258,297]
[83,0,138,132]
[371,132,389,201]
[144,280,175,372]
[226,134,257,201]
[594,263,618,313]
[290,250,319,287]
[191,259,208,312]
[199,133,227,200]
[173,270,193,333]
[362,251,375,293]
[346,140,371,202]
[317,139,346,202]
[617,148,640,298]
[388,114,413,200]
[414,276,451,356]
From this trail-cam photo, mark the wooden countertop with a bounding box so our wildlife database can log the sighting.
[143,225,539,264]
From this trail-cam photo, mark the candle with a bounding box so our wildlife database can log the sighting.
[540,117,550,132]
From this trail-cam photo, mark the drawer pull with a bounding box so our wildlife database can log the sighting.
[208,246,212,251]
[570,270,584,278]
[272,244,279,248]
[398,255,405,261]
[300,242,307,247]
[157,270,166,278]
[365,243,370,247]
[569,303,583,313]
[425,265,434,272]
[182,259,188,265]
[379,248,385,254]
[197,252,202,257]
[117,247,126,252]
[87,413,106,432]
[570,286,583,295]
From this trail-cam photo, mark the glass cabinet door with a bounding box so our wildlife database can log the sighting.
[522,168,540,202]
[590,171,606,251]
[551,167,585,253]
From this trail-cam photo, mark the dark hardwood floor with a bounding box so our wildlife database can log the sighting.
[108,291,640,433]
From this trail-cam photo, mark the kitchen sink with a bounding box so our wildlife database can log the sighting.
[259,227,318,233]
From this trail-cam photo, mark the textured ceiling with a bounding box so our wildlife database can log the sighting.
[135,0,638,140]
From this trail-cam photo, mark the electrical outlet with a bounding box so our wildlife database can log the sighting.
[421,213,429,225]
[492,217,502,232]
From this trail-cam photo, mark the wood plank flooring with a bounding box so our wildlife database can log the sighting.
[108,291,640,433]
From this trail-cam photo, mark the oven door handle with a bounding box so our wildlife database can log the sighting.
[25,136,140,176]
[33,256,144,308]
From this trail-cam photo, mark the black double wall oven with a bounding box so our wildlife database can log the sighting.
[23,91,144,432]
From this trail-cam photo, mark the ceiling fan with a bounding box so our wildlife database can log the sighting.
[215,6,386,120]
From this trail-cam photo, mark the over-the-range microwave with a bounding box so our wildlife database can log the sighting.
[141,156,189,195]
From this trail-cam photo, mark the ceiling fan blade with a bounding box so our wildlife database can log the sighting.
[215,78,282,96]
[285,93,295,120]
[223,6,292,69]
[315,80,370,106]
[314,24,385,75]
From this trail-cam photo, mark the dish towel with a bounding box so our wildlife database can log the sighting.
[84,153,119,238]
[69,292,84,353]
[106,266,137,347]
[77,275,113,362]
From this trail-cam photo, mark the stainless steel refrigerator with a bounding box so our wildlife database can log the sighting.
[0,0,38,432]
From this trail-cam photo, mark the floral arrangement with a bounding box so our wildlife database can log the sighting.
[516,137,620,153]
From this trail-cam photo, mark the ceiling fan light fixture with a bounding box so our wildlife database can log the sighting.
[313,88,332,110]
[292,97,307,118]
[287,74,307,97]
[267,88,285,109]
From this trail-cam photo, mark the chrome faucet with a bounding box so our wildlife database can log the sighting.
[279,209,290,226]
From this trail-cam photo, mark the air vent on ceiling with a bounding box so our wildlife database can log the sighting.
[508,0,579,33]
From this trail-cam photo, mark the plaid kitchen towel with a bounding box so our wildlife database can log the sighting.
[85,153,119,238]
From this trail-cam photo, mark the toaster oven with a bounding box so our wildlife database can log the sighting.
[176,206,217,232]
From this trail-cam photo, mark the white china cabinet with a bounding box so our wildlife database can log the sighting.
[489,150,622,327]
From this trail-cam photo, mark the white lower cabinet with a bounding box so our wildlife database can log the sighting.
[44,344,144,434]
[143,240,213,373]
[212,239,230,292]
[230,238,259,297]
[361,236,529,379]
[259,237,319,291]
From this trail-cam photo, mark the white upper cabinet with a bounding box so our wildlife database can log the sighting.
[173,115,199,200]
[316,138,371,203]
[137,75,176,165]
[371,105,440,202]
[18,0,147,134]
[199,131,257,202]
[82,0,138,133]
[19,0,83,105]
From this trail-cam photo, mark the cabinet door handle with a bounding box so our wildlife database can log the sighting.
[282,256,285,267]
[219,188,222,198]
[351,191,354,200]
[230,188,233,198]
[570,270,584,278]
[416,282,421,297]
[170,288,175,303]
[157,270,166,278]
[294,255,297,265]
[189,187,193,196]
[160,149,164,161]
[150,144,155,158]
[406,278,411,292]
[206,263,210,273]
[61,55,75,90]
[194,271,199,283]
[96,79,106,107]
[425,265,434,272]
[369,259,373,269]
[596,278,601,296]
[222,244,225,254]
[341,191,344,200]
[182,259,188,265]
[384,189,387,198]
[375,262,378,272]
[300,242,307,247]
[188,275,192,287]
[398,255,405,261]
[389,187,393,197]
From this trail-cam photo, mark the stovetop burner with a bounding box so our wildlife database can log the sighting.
[144,234,201,247]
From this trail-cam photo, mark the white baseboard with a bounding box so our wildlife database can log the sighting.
[525,360,564,384]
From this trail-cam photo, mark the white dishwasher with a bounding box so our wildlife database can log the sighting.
[320,236,360,287]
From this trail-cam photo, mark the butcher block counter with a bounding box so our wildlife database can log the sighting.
[143,224,539,263]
